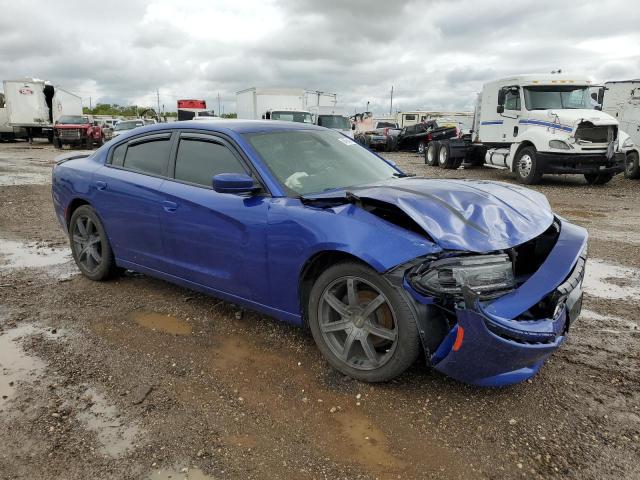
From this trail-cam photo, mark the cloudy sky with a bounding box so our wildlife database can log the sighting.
[1,0,639,115]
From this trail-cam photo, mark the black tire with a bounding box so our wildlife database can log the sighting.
[308,261,421,382]
[438,142,459,169]
[95,136,104,148]
[425,141,439,166]
[417,141,426,155]
[84,137,94,149]
[584,173,614,185]
[53,137,62,149]
[514,146,543,185]
[69,205,118,281]
[624,151,640,179]
[385,137,396,152]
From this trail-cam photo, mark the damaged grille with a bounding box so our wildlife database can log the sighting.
[59,129,82,140]
[575,122,616,144]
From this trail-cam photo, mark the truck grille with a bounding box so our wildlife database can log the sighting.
[575,122,616,144]
[59,129,82,140]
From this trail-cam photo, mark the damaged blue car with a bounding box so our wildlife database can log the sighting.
[52,121,587,387]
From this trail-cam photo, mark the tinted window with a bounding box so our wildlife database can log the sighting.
[123,139,170,176]
[174,139,246,187]
[404,114,416,121]
[111,143,126,166]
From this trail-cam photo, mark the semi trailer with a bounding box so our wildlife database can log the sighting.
[426,74,625,185]
[236,87,338,124]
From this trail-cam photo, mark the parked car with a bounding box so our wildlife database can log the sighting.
[52,120,587,387]
[53,115,104,149]
[111,119,144,138]
[396,120,459,154]
[355,119,400,151]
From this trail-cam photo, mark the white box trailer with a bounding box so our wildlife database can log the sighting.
[236,87,337,124]
[2,78,82,140]
[600,80,640,179]
[304,91,337,109]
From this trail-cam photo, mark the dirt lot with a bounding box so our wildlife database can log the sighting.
[0,140,639,480]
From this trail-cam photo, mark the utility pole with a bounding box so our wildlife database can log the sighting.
[366,101,370,112]
[217,92,221,117]
[89,97,92,111]
[156,89,161,122]
[389,86,393,115]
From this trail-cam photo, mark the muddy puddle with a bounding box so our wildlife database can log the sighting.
[0,324,47,407]
[583,258,640,300]
[149,467,216,480]
[76,386,140,457]
[0,238,75,279]
[131,311,192,335]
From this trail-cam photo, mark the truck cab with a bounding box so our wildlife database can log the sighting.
[475,75,624,184]
[310,106,353,137]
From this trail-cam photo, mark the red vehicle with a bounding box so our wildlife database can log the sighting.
[53,115,104,149]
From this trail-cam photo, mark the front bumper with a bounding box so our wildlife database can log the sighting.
[407,220,587,387]
[537,151,625,174]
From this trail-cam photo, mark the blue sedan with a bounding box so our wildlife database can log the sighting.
[52,120,587,386]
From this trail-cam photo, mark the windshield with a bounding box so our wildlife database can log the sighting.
[317,115,350,130]
[245,130,400,196]
[58,116,89,124]
[524,86,590,110]
[114,120,144,131]
[270,111,313,123]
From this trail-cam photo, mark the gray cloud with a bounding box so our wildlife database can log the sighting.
[0,0,638,114]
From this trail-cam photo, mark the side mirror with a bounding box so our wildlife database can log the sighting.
[497,88,506,106]
[497,105,505,114]
[213,173,257,194]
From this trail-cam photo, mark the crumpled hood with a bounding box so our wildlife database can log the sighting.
[318,178,555,252]
[537,109,618,131]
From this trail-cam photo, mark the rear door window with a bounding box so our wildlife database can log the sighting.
[122,137,171,176]
[174,138,247,188]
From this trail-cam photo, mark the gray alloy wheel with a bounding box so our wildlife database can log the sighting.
[319,276,398,371]
[418,141,426,154]
[69,205,118,281]
[438,143,449,168]
[308,262,421,382]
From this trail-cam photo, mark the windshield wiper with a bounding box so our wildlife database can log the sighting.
[392,172,414,178]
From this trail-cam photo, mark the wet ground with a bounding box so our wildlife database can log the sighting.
[0,140,638,479]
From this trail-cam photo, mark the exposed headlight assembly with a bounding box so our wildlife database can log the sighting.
[549,140,572,150]
[408,254,515,299]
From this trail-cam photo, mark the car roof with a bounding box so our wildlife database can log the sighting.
[128,119,324,136]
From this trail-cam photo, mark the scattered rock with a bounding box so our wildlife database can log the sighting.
[131,384,153,405]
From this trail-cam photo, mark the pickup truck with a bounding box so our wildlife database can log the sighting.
[53,115,104,149]
[396,120,459,154]
[354,119,400,151]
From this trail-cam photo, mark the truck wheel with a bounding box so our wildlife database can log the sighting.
[624,151,640,179]
[418,141,426,155]
[95,136,104,147]
[385,137,396,152]
[425,142,439,166]
[514,146,543,185]
[584,173,614,185]
[438,142,455,169]
[85,137,94,149]
[53,137,62,149]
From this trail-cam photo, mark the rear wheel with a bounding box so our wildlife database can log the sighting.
[438,142,458,169]
[425,142,439,166]
[584,173,614,185]
[514,146,543,184]
[69,205,118,281]
[308,262,421,382]
[624,151,640,179]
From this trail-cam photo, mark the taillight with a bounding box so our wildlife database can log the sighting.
[427,133,432,141]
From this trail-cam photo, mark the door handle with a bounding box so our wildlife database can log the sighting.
[95,180,107,190]
[162,200,178,212]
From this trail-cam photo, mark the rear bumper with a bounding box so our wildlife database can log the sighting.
[408,220,587,387]
[537,151,625,174]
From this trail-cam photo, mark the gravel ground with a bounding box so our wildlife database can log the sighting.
[0,140,638,480]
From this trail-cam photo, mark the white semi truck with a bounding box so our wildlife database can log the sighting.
[597,80,639,179]
[429,74,624,185]
[2,78,82,142]
[236,87,338,124]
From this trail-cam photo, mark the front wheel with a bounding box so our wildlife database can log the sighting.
[514,146,543,184]
[69,205,118,281]
[308,262,421,382]
[53,137,62,149]
[625,151,640,179]
[418,141,426,155]
[584,173,614,185]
